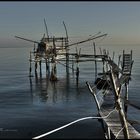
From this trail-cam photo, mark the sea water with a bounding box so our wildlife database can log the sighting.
[0,45,139,139]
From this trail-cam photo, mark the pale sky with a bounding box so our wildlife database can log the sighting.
[0,1,140,47]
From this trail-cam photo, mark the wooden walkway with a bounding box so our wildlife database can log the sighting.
[99,91,140,139]
[87,50,140,139]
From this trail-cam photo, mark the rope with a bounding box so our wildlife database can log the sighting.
[57,60,77,71]
[32,109,116,139]
[115,126,125,139]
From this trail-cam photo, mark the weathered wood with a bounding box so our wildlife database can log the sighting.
[100,95,140,139]
[109,69,130,139]
[29,51,32,77]
[86,82,101,112]
[122,51,133,76]
[93,42,97,80]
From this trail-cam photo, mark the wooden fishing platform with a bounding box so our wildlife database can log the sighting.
[15,20,140,139]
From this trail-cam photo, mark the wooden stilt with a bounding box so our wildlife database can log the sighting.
[99,47,102,55]
[63,21,69,74]
[35,62,38,73]
[50,37,57,81]
[118,55,121,68]
[112,51,115,61]
[93,42,97,80]
[45,58,49,74]
[103,60,105,75]
[72,55,74,73]
[75,47,80,85]
[29,51,32,77]
[50,37,57,82]
[35,69,38,83]
[39,60,42,77]
[50,61,57,81]
[76,66,79,86]
[124,83,128,117]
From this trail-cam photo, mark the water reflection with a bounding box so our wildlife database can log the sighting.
[29,70,79,104]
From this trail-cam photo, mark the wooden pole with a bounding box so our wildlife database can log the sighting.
[29,51,32,77]
[118,55,121,67]
[39,60,42,77]
[99,47,102,55]
[122,50,125,70]
[45,58,49,74]
[50,38,57,81]
[112,51,115,61]
[76,47,80,85]
[109,69,129,139]
[35,62,38,73]
[93,42,97,80]
[63,22,69,74]
[86,82,100,111]
[107,127,111,139]
[72,55,74,73]
[124,83,128,117]
[130,50,133,75]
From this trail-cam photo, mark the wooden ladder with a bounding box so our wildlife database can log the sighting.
[122,50,133,75]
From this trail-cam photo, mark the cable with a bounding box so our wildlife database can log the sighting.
[32,109,116,139]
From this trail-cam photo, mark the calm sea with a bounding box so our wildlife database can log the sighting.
[0,45,140,139]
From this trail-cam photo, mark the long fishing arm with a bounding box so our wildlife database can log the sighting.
[15,36,39,44]
[65,33,107,48]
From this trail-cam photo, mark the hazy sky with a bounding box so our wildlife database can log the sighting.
[0,1,140,47]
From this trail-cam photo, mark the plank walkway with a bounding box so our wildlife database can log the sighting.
[99,91,140,139]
